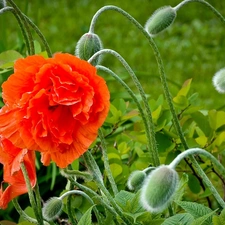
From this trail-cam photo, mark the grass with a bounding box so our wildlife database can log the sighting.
[0,0,225,109]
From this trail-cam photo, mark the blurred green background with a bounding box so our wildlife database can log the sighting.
[0,0,225,108]
[0,0,225,222]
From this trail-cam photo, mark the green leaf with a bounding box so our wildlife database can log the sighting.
[212,208,225,225]
[109,163,123,178]
[106,103,122,124]
[34,40,42,53]
[173,95,189,109]
[176,201,215,225]
[157,110,172,131]
[173,79,192,109]
[173,173,189,212]
[155,132,173,153]
[128,191,143,214]
[114,190,135,211]
[0,50,23,69]
[118,142,130,155]
[195,135,208,147]
[188,174,201,194]
[19,207,35,223]
[152,105,162,122]
[77,205,94,225]
[190,210,218,225]
[177,79,192,96]
[191,111,211,136]
[208,110,225,131]
[161,213,194,225]
[112,98,127,115]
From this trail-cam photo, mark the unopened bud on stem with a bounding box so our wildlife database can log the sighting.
[127,170,146,191]
[145,6,176,37]
[75,32,103,66]
[42,197,63,221]
[140,165,179,213]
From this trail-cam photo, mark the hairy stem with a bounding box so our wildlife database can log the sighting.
[90,49,159,166]
[99,129,118,195]
[7,0,34,54]
[83,151,133,225]
[174,0,225,26]
[20,162,44,225]
[87,4,225,208]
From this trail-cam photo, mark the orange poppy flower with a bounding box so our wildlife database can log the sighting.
[0,53,110,168]
[0,138,36,209]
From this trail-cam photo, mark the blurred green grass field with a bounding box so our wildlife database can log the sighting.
[0,0,225,109]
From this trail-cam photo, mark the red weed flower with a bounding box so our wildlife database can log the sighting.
[0,138,36,209]
[0,53,110,168]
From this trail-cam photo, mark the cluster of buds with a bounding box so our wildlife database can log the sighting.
[128,165,179,213]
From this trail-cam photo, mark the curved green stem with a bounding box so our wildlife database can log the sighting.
[174,0,225,25]
[1,5,52,56]
[34,184,44,223]
[83,151,133,225]
[63,168,93,180]
[66,165,79,225]
[23,13,52,57]
[67,181,77,225]
[97,66,151,140]
[60,190,102,225]
[97,65,156,164]
[12,198,39,225]
[61,169,119,220]
[20,162,44,225]
[90,50,159,166]
[98,129,118,195]
[89,5,186,152]
[170,148,225,177]
[88,4,225,208]
[7,0,34,55]
[0,6,30,53]
[169,148,225,208]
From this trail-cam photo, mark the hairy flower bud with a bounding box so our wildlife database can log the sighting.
[145,6,176,37]
[42,197,63,221]
[75,32,103,66]
[140,165,179,213]
[127,170,146,191]
[212,68,225,93]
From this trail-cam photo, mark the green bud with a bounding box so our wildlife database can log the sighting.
[42,197,63,221]
[75,32,103,66]
[145,6,176,37]
[140,165,179,213]
[212,68,225,93]
[127,170,146,191]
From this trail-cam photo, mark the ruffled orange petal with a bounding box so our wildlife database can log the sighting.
[0,139,36,209]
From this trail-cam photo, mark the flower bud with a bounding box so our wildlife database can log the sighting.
[127,170,146,191]
[75,32,103,66]
[145,6,176,37]
[140,165,179,213]
[212,68,225,93]
[42,197,63,221]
